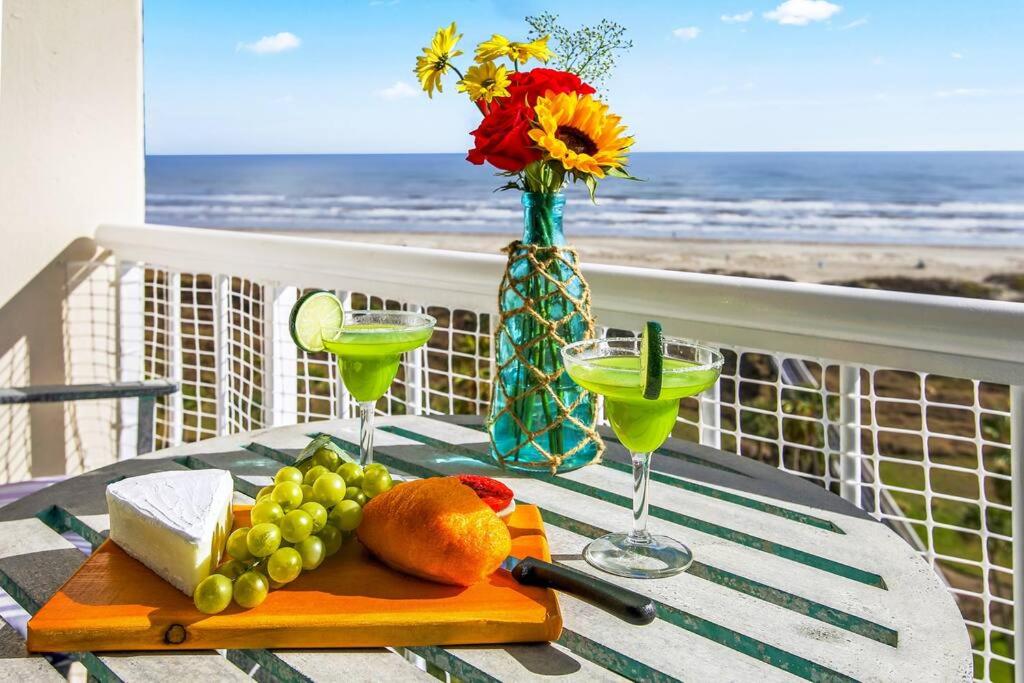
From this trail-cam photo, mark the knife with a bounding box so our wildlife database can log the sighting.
[502,555,657,626]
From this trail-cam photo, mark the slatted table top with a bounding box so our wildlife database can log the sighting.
[0,415,971,682]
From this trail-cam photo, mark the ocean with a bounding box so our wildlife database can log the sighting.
[146,152,1024,246]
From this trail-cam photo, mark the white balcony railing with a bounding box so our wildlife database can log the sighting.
[95,223,1023,682]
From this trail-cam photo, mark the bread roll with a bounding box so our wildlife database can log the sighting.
[357,477,512,586]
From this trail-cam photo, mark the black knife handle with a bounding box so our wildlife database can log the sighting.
[511,557,657,626]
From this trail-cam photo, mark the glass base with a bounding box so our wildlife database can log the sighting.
[583,532,693,579]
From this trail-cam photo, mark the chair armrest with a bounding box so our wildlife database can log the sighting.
[0,380,178,405]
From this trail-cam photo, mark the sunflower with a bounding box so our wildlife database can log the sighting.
[414,22,463,98]
[475,34,552,65]
[457,61,511,103]
[528,92,633,178]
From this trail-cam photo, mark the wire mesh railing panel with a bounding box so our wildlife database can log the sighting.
[179,274,218,442]
[142,267,175,449]
[224,277,266,433]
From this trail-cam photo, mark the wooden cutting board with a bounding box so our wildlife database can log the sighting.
[28,504,562,652]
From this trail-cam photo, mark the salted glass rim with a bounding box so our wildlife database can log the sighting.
[321,309,436,339]
[561,336,724,375]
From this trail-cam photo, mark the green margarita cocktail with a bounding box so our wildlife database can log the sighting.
[323,323,434,402]
[289,291,435,467]
[562,325,723,579]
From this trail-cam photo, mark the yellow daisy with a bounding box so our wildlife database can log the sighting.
[475,34,553,65]
[457,61,511,103]
[528,92,634,178]
[414,22,463,98]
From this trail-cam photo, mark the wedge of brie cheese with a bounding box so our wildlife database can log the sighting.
[106,469,234,595]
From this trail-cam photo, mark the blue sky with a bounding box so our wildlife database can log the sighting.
[143,0,1024,154]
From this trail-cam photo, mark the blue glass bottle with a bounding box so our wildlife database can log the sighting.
[488,192,601,473]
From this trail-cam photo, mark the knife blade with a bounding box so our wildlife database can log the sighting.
[502,555,656,626]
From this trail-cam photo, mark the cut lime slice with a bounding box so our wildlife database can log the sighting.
[289,290,343,353]
[640,321,664,400]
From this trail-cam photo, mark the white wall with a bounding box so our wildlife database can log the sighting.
[0,0,144,479]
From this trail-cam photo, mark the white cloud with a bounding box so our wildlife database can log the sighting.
[764,0,841,26]
[721,11,753,23]
[951,51,964,60]
[375,81,419,100]
[672,26,701,40]
[839,17,868,30]
[237,32,301,54]
[871,56,884,66]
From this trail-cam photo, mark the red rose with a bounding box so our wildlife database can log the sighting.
[506,68,595,107]
[467,69,595,173]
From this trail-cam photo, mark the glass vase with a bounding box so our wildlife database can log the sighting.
[487,192,602,473]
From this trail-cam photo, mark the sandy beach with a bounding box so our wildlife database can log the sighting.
[271,230,1024,297]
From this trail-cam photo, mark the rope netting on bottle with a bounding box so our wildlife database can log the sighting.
[489,240,605,472]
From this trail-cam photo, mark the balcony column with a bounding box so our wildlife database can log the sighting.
[1011,384,1023,683]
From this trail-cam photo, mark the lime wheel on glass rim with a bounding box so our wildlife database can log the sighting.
[639,320,664,400]
[289,290,344,353]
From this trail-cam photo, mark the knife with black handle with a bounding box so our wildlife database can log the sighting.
[502,555,657,626]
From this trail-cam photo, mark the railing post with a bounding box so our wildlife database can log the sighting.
[405,304,426,416]
[700,381,722,449]
[116,261,144,460]
[839,365,863,508]
[266,284,298,427]
[1011,384,1023,683]
[168,272,184,445]
[215,275,231,435]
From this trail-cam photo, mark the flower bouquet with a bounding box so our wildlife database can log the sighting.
[415,16,636,473]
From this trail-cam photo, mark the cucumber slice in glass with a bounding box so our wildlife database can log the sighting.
[289,290,343,353]
[640,321,664,400]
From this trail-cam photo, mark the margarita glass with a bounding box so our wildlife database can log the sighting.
[322,310,435,466]
[562,336,723,578]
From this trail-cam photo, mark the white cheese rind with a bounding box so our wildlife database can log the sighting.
[106,469,234,595]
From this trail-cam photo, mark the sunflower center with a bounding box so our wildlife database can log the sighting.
[481,78,495,89]
[555,126,598,156]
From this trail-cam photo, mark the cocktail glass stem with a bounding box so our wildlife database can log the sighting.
[628,452,653,545]
[359,401,375,466]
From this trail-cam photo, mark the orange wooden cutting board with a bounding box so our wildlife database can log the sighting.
[28,504,562,652]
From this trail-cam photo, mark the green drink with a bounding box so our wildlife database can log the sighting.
[323,323,434,402]
[568,356,720,454]
[562,330,723,579]
[321,311,435,466]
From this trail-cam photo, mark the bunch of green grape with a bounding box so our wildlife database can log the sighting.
[193,445,395,614]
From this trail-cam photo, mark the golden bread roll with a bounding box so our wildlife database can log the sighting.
[357,476,512,586]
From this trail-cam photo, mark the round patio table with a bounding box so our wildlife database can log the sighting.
[0,415,971,682]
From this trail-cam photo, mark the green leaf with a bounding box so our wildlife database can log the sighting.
[605,166,643,181]
[584,174,598,203]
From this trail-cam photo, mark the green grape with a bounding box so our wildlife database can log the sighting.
[312,446,340,471]
[256,485,275,501]
[233,570,269,609]
[328,500,363,531]
[193,574,233,614]
[364,463,388,476]
[215,559,247,581]
[250,499,284,526]
[246,523,282,557]
[312,472,346,506]
[226,527,254,561]
[362,468,394,498]
[336,462,364,488]
[267,547,302,583]
[268,579,286,590]
[300,484,315,504]
[280,510,313,543]
[295,535,325,570]
[303,465,328,486]
[318,525,343,556]
[274,466,303,486]
[300,502,328,533]
[272,481,303,510]
[344,487,368,507]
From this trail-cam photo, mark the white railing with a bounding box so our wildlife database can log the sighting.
[96,223,1023,682]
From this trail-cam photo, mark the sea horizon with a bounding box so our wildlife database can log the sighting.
[146,151,1024,247]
